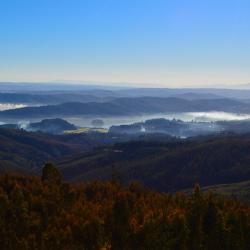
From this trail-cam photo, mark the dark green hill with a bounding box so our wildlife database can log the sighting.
[0,128,124,174]
[58,134,250,192]
[0,128,173,174]
[29,118,77,134]
[2,126,250,195]
[0,118,77,134]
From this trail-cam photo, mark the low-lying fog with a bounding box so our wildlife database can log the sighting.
[1,111,250,129]
[66,112,250,128]
[0,103,27,111]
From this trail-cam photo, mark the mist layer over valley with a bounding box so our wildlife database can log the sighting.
[1,111,250,132]
[2,83,250,135]
[0,103,27,111]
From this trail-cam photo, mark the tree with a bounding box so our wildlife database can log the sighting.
[41,163,62,185]
[111,193,133,250]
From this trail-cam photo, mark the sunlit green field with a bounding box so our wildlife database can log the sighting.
[64,127,108,134]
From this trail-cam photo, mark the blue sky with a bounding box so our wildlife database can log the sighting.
[0,0,250,87]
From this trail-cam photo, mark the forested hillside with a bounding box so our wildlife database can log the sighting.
[3,127,250,195]
[58,134,250,191]
[0,164,250,250]
[0,128,123,173]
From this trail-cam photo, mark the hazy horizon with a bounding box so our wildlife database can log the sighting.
[0,80,250,90]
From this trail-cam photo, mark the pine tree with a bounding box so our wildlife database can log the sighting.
[41,163,62,185]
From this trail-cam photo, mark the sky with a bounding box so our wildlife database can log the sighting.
[0,0,250,87]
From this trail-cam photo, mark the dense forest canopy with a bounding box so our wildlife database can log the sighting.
[0,164,250,250]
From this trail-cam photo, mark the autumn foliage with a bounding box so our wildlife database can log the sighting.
[0,165,250,250]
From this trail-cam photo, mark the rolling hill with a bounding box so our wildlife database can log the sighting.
[0,97,248,118]
[57,134,250,192]
[0,128,126,174]
[0,128,174,174]
[2,126,250,196]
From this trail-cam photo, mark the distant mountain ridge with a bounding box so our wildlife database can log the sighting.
[0,97,248,118]
[0,92,113,104]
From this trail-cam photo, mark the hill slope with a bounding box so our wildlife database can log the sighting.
[58,135,250,191]
[0,128,123,173]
